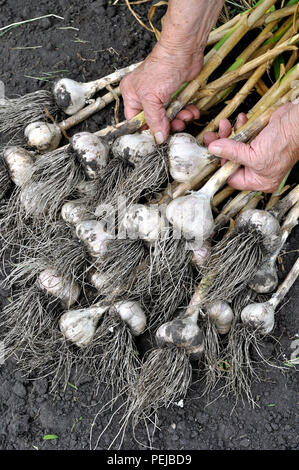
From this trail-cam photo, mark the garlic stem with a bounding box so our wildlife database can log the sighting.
[268,257,299,310]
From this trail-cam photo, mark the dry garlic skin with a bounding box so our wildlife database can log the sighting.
[3,146,34,186]
[168,133,209,183]
[76,220,113,257]
[166,193,214,243]
[112,131,156,166]
[70,132,109,179]
[114,300,147,336]
[38,268,80,308]
[24,121,61,152]
[241,302,275,334]
[53,78,98,115]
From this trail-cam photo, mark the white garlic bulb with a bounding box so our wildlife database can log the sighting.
[156,312,205,359]
[59,304,109,347]
[168,133,210,183]
[70,132,109,180]
[190,239,212,268]
[61,200,91,226]
[120,204,167,243]
[76,219,113,257]
[114,300,147,336]
[3,147,34,186]
[241,301,275,335]
[53,78,99,115]
[112,131,156,166]
[38,268,80,308]
[236,209,281,253]
[206,300,234,334]
[24,121,62,152]
[166,192,214,245]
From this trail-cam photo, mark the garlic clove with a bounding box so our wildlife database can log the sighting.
[168,133,209,183]
[70,132,109,180]
[206,300,234,335]
[53,78,98,115]
[3,146,34,187]
[38,268,80,308]
[114,300,147,336]
[166,193,214,245]
[76,219,113,257]
[189,239,212,268]
[59,305,108,347]
[112,131,156,167]
[24,121,62,152]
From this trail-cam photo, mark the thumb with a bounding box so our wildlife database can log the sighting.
[208,138,255,168]
[141,95,170,144]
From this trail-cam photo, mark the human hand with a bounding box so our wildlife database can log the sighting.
[207,103,299,193]
[120,43,202,144]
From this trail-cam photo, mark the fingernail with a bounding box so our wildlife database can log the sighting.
[209,144,222,156]
[154,131,165,145]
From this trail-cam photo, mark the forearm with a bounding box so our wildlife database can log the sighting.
[159,0,224,56]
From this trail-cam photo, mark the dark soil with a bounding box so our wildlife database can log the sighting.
[0,0,298,451]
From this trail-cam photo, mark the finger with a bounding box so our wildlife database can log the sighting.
[176,109,194,122]
[142,96,170,144]
[208,138,255,168]
[184,104,200,120]
[218,119,232,138]
[171,119,186,132]
[234,112,247,131]
[203,131,218,146]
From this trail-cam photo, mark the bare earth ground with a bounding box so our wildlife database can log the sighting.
[0,0,298,451]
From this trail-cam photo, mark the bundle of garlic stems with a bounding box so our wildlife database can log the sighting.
[0,62,141,138]
[122,185,299,423]
[4,25,297,229]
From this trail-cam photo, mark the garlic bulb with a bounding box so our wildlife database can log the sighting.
[236,209,281,253]
[114,300,147,336]
[53,78,99,115]
[59,304,109,347]
[241,301,275,335]
[156,313,205,360]
[112,131,156,166]
[249,257,278,294]
[38,268,80,308]
[70,132,109,180]
[61,200,92,226]
[190,239,212,268]
[24,121,62,152]
[120,204,167,243]
[168,133,209,183]
[206,300,234,334]
[89,270,110,294]
[166,192,214,244]
[76,220,113,257]
[3,146,34,186]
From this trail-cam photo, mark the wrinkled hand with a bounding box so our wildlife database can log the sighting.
[207,103,299,193]
[120,43,201,144]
